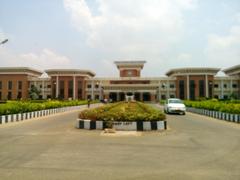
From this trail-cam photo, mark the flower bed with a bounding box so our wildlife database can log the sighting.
[184,99,240,114]
[79,101,166,122]
[0,100,96,116]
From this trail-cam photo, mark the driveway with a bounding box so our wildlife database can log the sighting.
[0,103,239,180]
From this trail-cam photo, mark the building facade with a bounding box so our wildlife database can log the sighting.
[0,61,239,101]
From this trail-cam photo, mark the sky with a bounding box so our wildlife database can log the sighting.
[0,0,240,77]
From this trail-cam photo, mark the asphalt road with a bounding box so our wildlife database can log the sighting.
[0,104,239,180]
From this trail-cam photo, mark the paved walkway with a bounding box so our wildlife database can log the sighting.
[0,103,239,180]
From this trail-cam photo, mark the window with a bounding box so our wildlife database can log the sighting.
[179,80,185,99]
[214,95,219,99]
[0,91,2,100]
[47,85,51,88]
[223,95,228,100]
[232,84,237,88]
[224,84,227,88]
[190,80,195,100]
[199,80,205,97]
[17,91,22,99]
[95,84,99,89]
[161,95,166,100]
[0,81,2,89]
[170,84,175,88]
[68,80,73,98]
[127,70,133,76]
[170,94,175,98]
[7,91,12,100]
[87,95,91,100]
[87,84,92,89]
[161,84,166,89]
[8,81,12,90]
[214,84,218,88]
[95,95,99,100]
[39,85,42,88]
[18,81,22,90]
[59,81,64,99]
[78,81,82,99]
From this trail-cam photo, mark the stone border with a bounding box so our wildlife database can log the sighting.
[187,107,240,123]
[76,119,167,131]
[0,106,84,125]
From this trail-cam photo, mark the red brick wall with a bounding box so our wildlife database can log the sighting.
[0,74,28,100]
[120,69,140,77]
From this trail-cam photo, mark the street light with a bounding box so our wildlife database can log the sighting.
[0,39,8,45]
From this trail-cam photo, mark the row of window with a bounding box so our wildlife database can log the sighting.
[0,91,22,100]
[0,81,22,90]
[86,84,176,89]
[30,84,51,89]
[87,84,99,89]
[214,84,238,88]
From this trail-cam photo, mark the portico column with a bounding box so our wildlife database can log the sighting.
[167,80,170,99]
[42,81,45,99]
[158,82,161,101]
[230,79,233,94]
[221,79,224,99]
[91,80,94,100]
[117,92,119,101]
[205,74,209,98]
[73,76,76,100]
[56,76,59,98]
[187,75,190,100]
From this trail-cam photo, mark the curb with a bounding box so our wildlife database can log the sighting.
[186,107,240,123]
[76,119,167,131]
[0,105,84,125]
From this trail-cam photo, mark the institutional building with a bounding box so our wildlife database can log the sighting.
[0,61,239,101]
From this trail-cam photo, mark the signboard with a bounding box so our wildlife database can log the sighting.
[113,122,137,130]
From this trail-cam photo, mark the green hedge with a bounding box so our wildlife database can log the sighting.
[184,99,240,114]
[79,101,166,122]
[0,100,95,115]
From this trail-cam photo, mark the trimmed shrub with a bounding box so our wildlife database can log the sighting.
[79,101,166,122]
[0,100,95,115]
[184,99,240,114]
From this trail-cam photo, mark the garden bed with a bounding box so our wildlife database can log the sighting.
[77,102,167,131]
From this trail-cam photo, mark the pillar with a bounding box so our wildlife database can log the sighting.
[42,81,45,99]
[187,75,190,100]
[221,79,224,99]
[91,80,94,100]
[73,76,76,100]
[56,76,59,98]
[205,74,209,98]
[140,92,143,101]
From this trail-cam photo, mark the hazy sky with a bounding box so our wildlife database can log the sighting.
[0,0,240,77]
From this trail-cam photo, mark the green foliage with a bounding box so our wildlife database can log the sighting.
[29,85,41,100]
[79,102,166,122]
[0,100,93,115]
[184,99,240,114]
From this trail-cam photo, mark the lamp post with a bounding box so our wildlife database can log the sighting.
[0,39,8,45]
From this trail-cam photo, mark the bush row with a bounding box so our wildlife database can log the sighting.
[79,101,166,122]
[184,99,240,114]
[0,100,94,115]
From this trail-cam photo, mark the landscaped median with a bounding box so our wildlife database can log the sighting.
[76,101,167,131]
[184,100,240,123]
[0,100,96,125]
